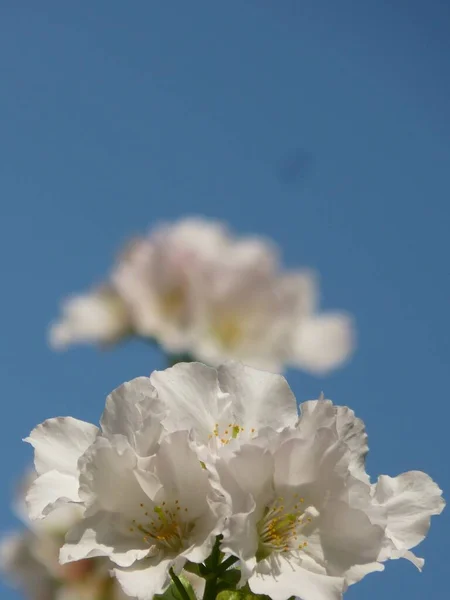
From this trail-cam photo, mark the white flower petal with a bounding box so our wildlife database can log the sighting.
[218,362,298,432]
[319,500,385,576]
[291,313,355,375]
[78,436,149,514]
[100,377,165,456]
[24,417,98,476]
[273,430,344,493]
[374,471,445,558]
[141,431,211,519]
[151,362,227,442]
[298,400,369,482]
[61,512,150,567]
[249,555,344,600]
[113,557,174,600]
[222,444,274,508]
[26,471,80,520]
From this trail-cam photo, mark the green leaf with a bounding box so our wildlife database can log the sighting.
[216,590,271,600]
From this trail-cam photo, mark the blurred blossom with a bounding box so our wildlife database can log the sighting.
[0,472,131,600]
[50,217,354,374]
[49,287,131,350]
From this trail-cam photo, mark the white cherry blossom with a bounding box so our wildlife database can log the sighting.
[49,216,354,375]
[60,431,224,600]
[24,377,163,521]
[214,394,444,600]
[25,375,225,600]
[150,361,298,456]
[112,219,230,352]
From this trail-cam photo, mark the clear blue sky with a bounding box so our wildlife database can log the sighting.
[1,2,449,600]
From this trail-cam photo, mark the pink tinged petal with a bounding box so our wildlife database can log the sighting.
[218,362,298,432]
[113,557,175,600]
[374,471,445,556]
[249,556,344,600]
[24,417,98,476]
[151,362,226,441]
[100,377,166,456]
[291,313,355,375]
[26,471,80,520]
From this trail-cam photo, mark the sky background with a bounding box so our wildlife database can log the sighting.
[1,1,449,600]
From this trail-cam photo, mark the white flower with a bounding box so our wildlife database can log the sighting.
[66,431,224,600]
[112,219,230,352]
[49,287,131,350]
[24,377,164,521]
[189,257,354,375]
[150,361,298,456]
[25,376,225,600]
[52,216,354,374]
[214,392,444,600]
[371,470,445,569]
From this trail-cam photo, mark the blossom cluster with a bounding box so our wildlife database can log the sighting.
[24,362,444,600]
[49,218,354,374]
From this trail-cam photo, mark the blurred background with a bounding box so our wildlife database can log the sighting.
[1,1,449,599]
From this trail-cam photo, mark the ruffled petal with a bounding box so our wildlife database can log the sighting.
[113,557,175,600]
[218,362,298,432]
[249,555,344,600]
[374,471,444,562]
[26,470,80,520]
[24,417,98,476]
[151,362,227,441]
[60,512,150,567]
[100,377,165,456]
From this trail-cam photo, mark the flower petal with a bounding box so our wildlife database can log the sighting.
[150,362,227,442]
[78,436,149,514]
[298,400,369,482]
[113,557,174,600]
[291,313,355,375]
[374,471,445,559]
[319,500,385,577]
[218,362,298,432]
[140,431,211,519]
[60,512,149,567]
[24,417,98,476]
[26,470,80,520]
[249,555,344,600]
[100,377,166,456]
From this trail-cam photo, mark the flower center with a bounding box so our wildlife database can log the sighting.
[256,495,315,561]
[208,423,256,445]
[159,287,185,319]
[129,501,192,553]
[212,315,243,349]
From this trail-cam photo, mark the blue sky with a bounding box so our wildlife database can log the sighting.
[1,2,449,599]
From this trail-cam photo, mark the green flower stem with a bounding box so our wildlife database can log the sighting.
[169,568,192,600]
